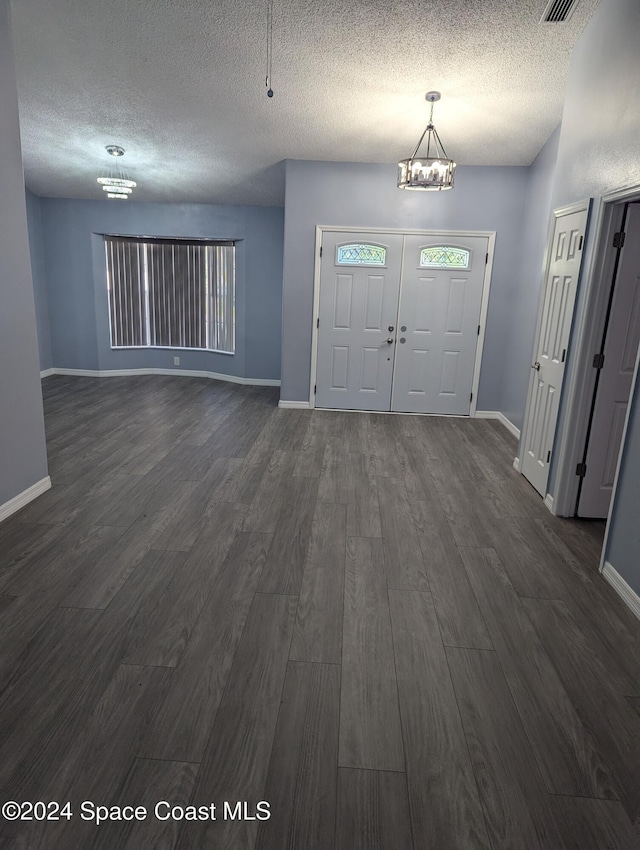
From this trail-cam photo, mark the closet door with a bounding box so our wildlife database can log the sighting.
[391,236,488,414]
[520,207,588,496]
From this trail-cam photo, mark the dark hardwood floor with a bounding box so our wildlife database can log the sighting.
[1,374,639,849]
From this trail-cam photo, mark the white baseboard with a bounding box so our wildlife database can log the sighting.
[41,367,280,387]
[544,493,555,514]
[278,400,311,409]
[474,410,521,439]
[602,561,640,622]
[513,456,521,472]
[0,476,51,522]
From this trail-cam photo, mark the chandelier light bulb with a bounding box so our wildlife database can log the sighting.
[397,92,456,191]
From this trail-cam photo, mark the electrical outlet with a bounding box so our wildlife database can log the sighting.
[173,356,180,365]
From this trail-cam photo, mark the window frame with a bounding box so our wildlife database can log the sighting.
[104,235,236,355]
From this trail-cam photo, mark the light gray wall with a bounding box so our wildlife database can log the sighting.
[40,199,284,380]
[501,126,560,430]
[281,160,528,405]
[546,0,640,595]
[0,0,48,507]
[25,189,53,371]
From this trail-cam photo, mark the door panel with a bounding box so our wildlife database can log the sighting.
[578,204,640,517]
[440,350,460,395]
[521,208,588,496]
[445,278,467,332]
[408,349,429,392]
[364,277,385,328]
[391,235,488,414]
[333,276,352,328]
[361,347,382,390]
[316,233,403,410]
[330,346,349,389]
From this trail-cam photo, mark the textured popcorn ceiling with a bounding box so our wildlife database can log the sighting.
[10,0,599,206]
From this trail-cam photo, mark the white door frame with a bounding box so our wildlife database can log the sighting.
[545,185,640,522]
[309,225,496,413]
[517,199,591,500]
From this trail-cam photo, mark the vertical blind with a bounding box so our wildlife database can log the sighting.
[105,236,235,353]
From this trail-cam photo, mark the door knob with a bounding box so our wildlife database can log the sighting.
[532,361,540,371]
[387,338,394,344]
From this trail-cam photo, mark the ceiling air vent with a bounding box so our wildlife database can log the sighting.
[540,0,578,23]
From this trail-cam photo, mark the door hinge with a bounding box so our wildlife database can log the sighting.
[613,231,626,249]
[485,252,488,264]
[561,348,566,363]
[578,235,583,251]
[317,317,320,329]
[477,324,481,336]
[314,384,317,394]
[470,392,473,403]
[546,450,551,463]
[319,246,323,257]
[576,462,587,477]
[592,352,605,369]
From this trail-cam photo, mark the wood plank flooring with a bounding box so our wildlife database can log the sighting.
[1,374,639,849]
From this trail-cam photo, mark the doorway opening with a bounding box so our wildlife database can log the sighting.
[576,202,640,519]
[544,185,640,529]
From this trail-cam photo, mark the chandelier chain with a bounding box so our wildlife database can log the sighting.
[265,0,274,95]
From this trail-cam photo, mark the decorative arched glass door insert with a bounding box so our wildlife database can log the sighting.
[336,243,387,266]
[419,246,470,269]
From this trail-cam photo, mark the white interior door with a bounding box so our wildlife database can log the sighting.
[315,233,403,411]
[578,204,640,518]
[521,207,589,496]
[391,235,488,414]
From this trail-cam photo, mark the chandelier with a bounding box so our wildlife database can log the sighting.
[97,145,137,199]
[397,92,456,191]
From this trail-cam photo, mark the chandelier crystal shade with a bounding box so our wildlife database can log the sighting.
[97,145,137,200]
[397,92,456,191]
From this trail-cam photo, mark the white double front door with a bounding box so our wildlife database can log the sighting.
[315,230,489,415]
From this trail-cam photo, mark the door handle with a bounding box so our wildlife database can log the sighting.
[532,361,540,371]
[387,338,394,344]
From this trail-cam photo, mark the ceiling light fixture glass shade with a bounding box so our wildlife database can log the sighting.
[97,177,136,189]
[397,92,456,191]
[101,184,132,194]
[97,145,137,199]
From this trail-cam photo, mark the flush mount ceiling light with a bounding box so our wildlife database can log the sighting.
[97,145,137,200]
[397,92,456,191]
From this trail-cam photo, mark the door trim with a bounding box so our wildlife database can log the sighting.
[309,226,496,412]
[518,199,592,504]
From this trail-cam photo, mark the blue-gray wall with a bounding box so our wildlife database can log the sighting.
[25,189,53,371]
[501,126,560,430]
[0,0,48,507]
[38,198,284,380]
[281,160,528,406]
[547,0,640,595]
